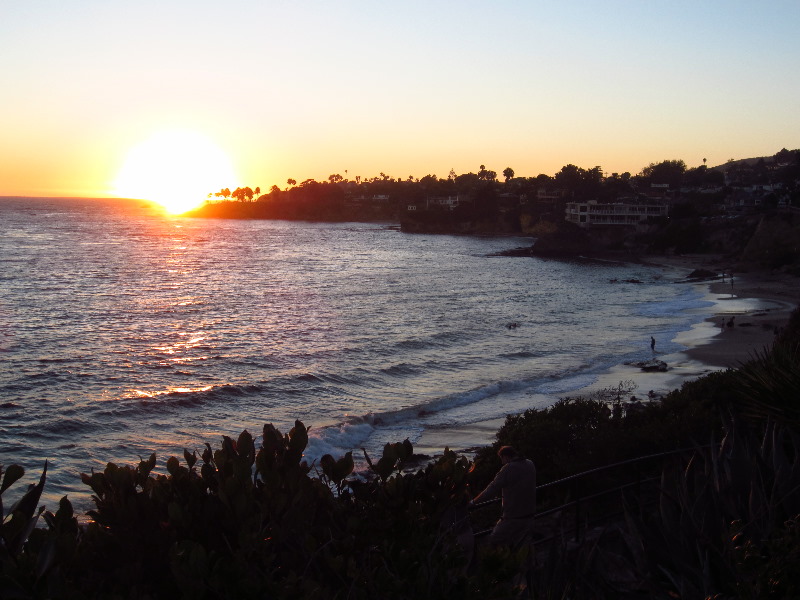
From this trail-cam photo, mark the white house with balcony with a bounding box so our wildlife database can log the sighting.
[427,195,461,210]
[565,199,669,227]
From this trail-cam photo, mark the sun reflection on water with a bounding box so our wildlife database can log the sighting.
[132,385,214,399]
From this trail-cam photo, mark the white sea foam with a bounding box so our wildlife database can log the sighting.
[535,373,600,395]
[305,421,374,462]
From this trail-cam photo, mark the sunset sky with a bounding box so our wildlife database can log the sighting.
[2,1,799,201]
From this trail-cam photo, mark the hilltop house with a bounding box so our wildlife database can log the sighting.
[565,199,669,227]
[407,195,462,212]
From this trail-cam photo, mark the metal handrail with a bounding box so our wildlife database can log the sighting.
[529,475,662,545]
[471,444,713,540]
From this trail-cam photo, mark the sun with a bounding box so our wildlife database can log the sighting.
[114,130,239,214]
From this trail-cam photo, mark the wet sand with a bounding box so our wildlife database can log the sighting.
[415,255,799,457]
[643,253,798,368]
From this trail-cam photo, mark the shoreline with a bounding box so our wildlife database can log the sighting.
[415,255,799,458]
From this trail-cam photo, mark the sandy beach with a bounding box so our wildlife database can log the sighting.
[415,255,800,457]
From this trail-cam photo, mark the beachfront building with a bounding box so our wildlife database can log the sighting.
[537,188,568,201]
[406,195,462,212]
[565,199,669,227]
[408,195,462,211]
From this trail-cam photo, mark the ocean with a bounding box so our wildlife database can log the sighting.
[0,196,711,511]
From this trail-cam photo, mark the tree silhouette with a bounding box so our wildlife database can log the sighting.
[555,164,584,191]
[638,159,687,188]
[477,165,496,181]
[231,187,255,202]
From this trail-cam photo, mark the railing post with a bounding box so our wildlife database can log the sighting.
[635,463,642,516]
[574,482,581,542]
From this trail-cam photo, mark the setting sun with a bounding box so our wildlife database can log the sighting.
[113,130,239,214]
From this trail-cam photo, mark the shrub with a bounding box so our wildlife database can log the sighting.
[2,425,525,598]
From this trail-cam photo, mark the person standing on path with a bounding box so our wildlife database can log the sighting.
[650,336,656,352]
[469,446,537,547]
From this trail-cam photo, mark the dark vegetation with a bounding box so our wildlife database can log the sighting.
[2,306,799,598]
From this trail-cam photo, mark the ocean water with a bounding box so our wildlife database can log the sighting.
[0,197,710,511]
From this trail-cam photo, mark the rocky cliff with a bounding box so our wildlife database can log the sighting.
[738,213,800,271]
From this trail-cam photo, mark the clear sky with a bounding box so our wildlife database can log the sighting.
[2,0,799,201]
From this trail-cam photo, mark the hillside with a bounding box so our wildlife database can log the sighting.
[513,211,800,274]
[710,147,800,170]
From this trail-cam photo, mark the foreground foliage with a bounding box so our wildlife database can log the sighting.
[1,427,522,599]
[622,417,800,598]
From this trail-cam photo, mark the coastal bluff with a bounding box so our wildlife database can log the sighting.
[495,220,647,258]
[498,212,800,271]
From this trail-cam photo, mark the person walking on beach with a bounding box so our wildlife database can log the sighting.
[650,336,656,352]
[469,446,537,548]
